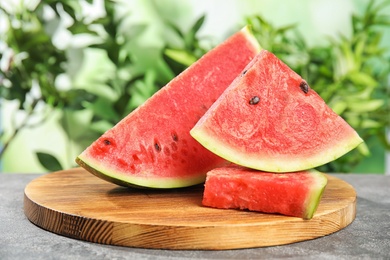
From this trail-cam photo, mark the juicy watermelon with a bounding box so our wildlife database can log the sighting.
[76,27,261,188]
[190,50,363,172]
[202,166,328,219]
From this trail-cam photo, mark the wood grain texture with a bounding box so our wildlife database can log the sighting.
[24,168,356,250]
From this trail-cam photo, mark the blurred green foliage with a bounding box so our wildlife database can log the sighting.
[247,0,390,172]
[0,0,389,173]
[0,0,209,171]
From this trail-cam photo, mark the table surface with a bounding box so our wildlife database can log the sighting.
[1,172,389,260]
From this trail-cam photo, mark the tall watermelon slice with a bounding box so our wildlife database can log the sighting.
[76,27,261,188]
[190,50,363,172]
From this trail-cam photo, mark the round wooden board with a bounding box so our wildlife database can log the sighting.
[24,168,356,250]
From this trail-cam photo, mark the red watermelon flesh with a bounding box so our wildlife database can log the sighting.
[202,165,328,219]
[76,27,261,188]
[190,50,363,172]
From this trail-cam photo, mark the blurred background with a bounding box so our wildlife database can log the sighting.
[0,0,389,174]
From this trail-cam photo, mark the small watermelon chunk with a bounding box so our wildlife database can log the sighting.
[202,166,328,219]
[76,26,261,188]
[190,50,363,172]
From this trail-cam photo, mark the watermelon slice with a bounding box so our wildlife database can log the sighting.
[202,165,328,219]
[190,50,363,172]
[76,27,261,188]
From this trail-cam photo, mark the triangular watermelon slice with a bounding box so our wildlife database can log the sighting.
[76,27,261,188]
[190,50,363,172]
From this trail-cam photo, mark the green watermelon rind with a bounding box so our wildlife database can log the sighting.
[241,25,261,53]
[304,169,328,219]
[191,127,363,173]
[75,156,207,189]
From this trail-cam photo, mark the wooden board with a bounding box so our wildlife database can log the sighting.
[24,168,356,250]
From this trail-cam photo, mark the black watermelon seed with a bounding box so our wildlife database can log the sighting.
[154,142,161,152]
[300,81,309,94]
[242,70,247,75]
[171,132,179,142]
[103,139,111,145]
[249,96,260,105]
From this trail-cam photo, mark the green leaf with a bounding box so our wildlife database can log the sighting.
[275,24,296,35]
[83,97,119,122]
[36,152,63,172]
[344,112,360,128]
[64,89,96,110]
[330,100,348,115]
[353,35,366,63]
[90,120,114,134]
[347,99,384,112]
[347,71,378,87]
[344,86,374,101]
[361,119,382,128]
[126,70,158,112]
[183,15,205,50]
[191,14,206,34]
[164,20,184,38]
[164,49,197,67]
[68,23,98,35]
[357,142,370,156]
[374,15,390,26]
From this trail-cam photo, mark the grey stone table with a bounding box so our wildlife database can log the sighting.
[1,173,389,260]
